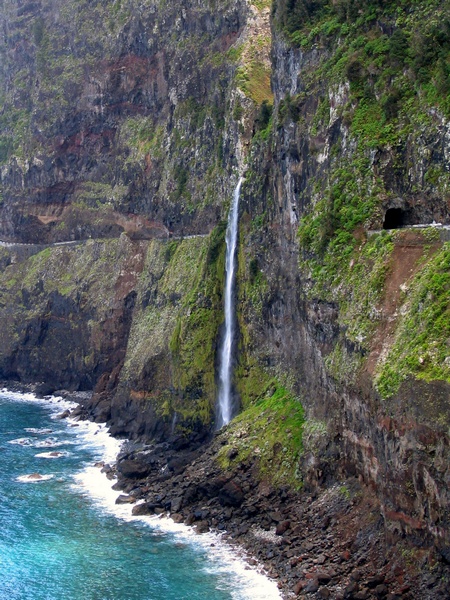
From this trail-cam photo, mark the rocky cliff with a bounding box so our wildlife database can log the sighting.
[1,0,449,597]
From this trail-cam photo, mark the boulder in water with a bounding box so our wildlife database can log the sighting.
[131,502,158,516]
[195,520,210,534]
[17,472,54,482]
[115,494,137,504]
[171,513,184,524]
[55,410,71,420]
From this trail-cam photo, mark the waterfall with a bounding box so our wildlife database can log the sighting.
[217,177,243,428]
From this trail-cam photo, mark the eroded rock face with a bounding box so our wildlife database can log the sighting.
[0,0,247,243]
[0,237,145,392]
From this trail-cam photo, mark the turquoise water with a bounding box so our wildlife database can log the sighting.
[0,390,280,600]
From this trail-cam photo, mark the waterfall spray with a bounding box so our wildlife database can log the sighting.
[217,177,243,428]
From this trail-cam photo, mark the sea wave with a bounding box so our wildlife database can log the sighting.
[0,388,76,415]
[16,473,54,483]
[2,388,282,599]
[35,451,70,459]
[24,428,53,434]
[8,437,34,446]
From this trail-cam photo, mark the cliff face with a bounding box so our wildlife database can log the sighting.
[233,0,450,554]
[0,0,249,438]
[1,0,450,579]
[0,0,246,242]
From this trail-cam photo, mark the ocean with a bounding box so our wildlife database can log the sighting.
[0,389,281,600]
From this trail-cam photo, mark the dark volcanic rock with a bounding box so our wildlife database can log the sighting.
[115,494,136,505]
[218,480,244,507]
[275,520,291,536]
[131,503,158,516]
[117,459,152,479]
[55,410,71,420]
[195,520,210,534]
[0,2,449,599]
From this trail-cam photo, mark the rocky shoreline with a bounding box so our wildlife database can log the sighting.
[3,381,449,599]
[106,433,449,600]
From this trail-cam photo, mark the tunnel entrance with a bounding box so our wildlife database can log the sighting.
[383,207,405,230]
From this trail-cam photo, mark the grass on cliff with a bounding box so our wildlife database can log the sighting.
[218,382,305,488]
[167,224,226,428]
[375,243,450,398]
[282,0,450,393]
[233,2,273,106]
[236,62,273,106]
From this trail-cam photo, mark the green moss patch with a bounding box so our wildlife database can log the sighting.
[218,382,305,488]
[168,230,225,416]
[122,225,226,431]
[237,61,273,105]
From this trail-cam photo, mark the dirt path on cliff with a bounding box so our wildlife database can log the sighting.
[366,230,442,375]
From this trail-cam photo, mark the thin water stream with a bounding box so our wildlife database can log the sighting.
[217,178,243,428]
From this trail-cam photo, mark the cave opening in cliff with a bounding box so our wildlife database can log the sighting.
[383,208,405,230]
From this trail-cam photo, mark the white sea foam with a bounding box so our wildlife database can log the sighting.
[0,388,76,415]
[8,437,33,446]
[70,430,281,600]
[3,388,282,599]
[33,437,65,448]
[16,473,54,483]
[8,435,68,449]
[35,451,69,459]
[24,427,53,434]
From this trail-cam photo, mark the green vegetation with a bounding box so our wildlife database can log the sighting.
[376,244,450,398]
[3,232,219,436]
[120,118,165,164]
[0,107,31,162]
[218,381,305,487]
[338,485,351,500]
[233,3,273,106]
[273,0,450,394]
[236,61,273,105]
[253,0,272,9]
[274,0,450,117]
[0,238,141,377]
[75,182,129,209]
[299,225,396,377]
[298,159,381,259]
[253,100,273,140]
[161,226,227,428]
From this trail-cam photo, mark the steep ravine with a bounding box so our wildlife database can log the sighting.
[0,0,450,598]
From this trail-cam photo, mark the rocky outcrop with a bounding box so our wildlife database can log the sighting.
[0,237,145,390]
[234,0,450,561]
[0,232,226,439]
